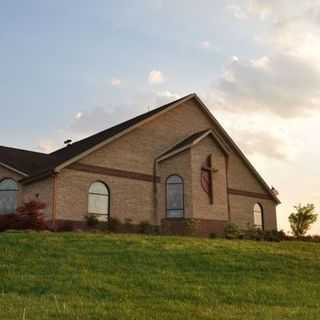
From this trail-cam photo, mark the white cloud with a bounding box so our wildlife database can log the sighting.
[199,41,220,53]
[111,78,121,87]
[231,56,239,62]
[200,40,211,49]
[156,90,180,100]
[250,56,270,70]
[230,128,292,161]
[209,1,320,119]
[211,53,320,118]
[37,139,61,153]
[148,70,165,85]
[210,109,297,161]
[226,4,248,19]
[153,90,181,106]
[75,112,83,120]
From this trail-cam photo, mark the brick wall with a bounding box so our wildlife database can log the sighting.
[49,98,278,232]
[229,194,277,230]
[22,177,54,219]
[55,168,154,224]
[79,100,213,173]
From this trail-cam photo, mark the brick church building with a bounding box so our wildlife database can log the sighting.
[0,94,280,235]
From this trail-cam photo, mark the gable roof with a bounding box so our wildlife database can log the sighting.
[0,146,51,176]
[157,129,231,162]
[0,93,280,204]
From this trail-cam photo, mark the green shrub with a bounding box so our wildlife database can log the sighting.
[312,235,320,242]
[224,223,241,239]
[55,221,74,232]
[108,217,121,232]
[138,220,151,234]
[243,227,286,242]
[124,218,134,233]
[85,214,99,227]
[243,226,264,241]
[262,230,281,242]
[289,204,318,237]
[209,233,217,239]
[184,219,199,236]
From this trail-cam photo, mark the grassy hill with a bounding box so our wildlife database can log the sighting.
[0,232,319,320]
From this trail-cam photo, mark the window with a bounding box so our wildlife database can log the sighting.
[253,203,264,230]
[0,179,18,214]
[166,175,184,218]
[88,182,110,220]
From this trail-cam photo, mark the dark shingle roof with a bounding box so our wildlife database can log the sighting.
[159,129,210,158]
[0,146,51,175]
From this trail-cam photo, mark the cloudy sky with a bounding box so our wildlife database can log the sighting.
[1,0,320,233]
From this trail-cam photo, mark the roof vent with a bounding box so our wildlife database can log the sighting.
[271,186,279,196]
[64,139,72,147]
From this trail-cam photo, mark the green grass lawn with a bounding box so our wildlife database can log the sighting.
[0,232,320,320]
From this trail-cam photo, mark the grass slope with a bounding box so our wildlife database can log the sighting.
[0,232,320,320]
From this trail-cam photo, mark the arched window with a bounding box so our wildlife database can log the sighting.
[88,182,110,220]
[166,175,184,218]
[0,179,18,214]
[253,203,264,230]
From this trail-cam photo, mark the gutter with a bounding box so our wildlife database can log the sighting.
[20,169,55,185]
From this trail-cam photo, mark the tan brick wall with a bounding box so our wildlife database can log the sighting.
[157,150,192,223]
[190,136,229,221]
[228,152,266,193]
[55,168,154,224]
[79,100,213,173]
[22,177,54,219]
[0,166,54,219]
[229,194,277,230]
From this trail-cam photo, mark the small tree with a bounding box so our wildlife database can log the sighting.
[16,200,48,230]
[289,204,318,237]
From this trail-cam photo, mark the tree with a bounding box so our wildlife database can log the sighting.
[289,204,318,237]
[16,200,47,230]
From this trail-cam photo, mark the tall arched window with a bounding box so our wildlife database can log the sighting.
[253,203,264,230]
[166,175,184,218]
[88,182,110,220]
[0,179,18,214]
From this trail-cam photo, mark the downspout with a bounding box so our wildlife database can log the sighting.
[153,160,158,226]
[225,156,231,222]
[52,173,57,228]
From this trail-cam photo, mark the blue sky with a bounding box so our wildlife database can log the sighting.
[0,0,261,147]
[1,0,320,233]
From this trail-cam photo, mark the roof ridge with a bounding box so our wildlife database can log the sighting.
[157,129,212,160]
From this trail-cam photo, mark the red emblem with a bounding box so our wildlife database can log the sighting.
[201,170,210,194]
[200,155,215,204]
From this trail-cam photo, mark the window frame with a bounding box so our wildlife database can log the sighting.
[0,178,18,215]
[253,203,264,230]
[88,181,110,220]
[165,174,184,219]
